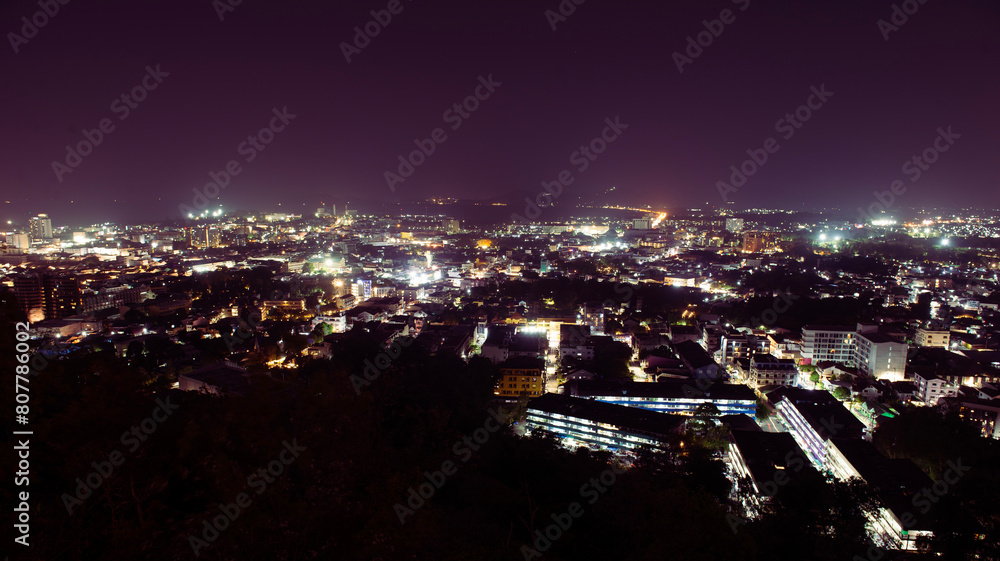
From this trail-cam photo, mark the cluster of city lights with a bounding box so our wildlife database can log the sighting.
[186,208,224,219]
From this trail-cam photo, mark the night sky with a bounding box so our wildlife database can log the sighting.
[2,0,999,225]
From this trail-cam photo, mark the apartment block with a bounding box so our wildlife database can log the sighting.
[800,325,855,366]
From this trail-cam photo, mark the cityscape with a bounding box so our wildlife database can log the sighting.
[2,1,1000,560]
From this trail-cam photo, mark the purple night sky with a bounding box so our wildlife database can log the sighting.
[1,0,998,224]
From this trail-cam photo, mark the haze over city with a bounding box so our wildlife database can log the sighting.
[2,0,999,224]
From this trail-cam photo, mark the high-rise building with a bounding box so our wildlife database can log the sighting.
[29,214,53,241]
[579,301,605,333]
[43,274,81,319]
[13,275,43,318]
[352,279,372,301]
[725,218,745,233]
[14,273,81,320]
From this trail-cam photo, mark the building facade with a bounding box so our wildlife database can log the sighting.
[567,380,756,416]
[495,357,545,398]
[915,328,950,349]
[526,393,684,452]
[749,354,797,389]
[800,326,855,366]
[854,332,908,381]
[29,214,53,240]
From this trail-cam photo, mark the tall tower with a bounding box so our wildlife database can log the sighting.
[29,214,53,240]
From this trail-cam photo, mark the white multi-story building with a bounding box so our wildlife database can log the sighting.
[854,332,908,381]
[768,388,866,467]
[915,327,950,349]
[7,233,30,249]
[800,326,855,366]
[914,372,958,405]
[749,353,797,389]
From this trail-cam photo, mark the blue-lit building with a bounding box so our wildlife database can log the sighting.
[767,387,865,468]
[526,393,685,452]
[565,380,757,416]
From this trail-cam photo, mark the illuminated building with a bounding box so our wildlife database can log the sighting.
[525,393,684,452]
[767,387,865,467]
[566,380,756,416]
[741,231,776,253]
[29,214,53,240]
[748,354,797,389]
[13,274,44,318]
[825,439,935,550]
[915,327,950,349]
[854,332,908,381]
[800,325,855,366]
[495,356,545,398]
[42,274,82,319]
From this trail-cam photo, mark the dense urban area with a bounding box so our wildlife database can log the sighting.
[3,203,999,560]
